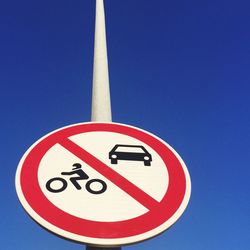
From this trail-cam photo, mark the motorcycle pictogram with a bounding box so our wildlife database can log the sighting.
[46,163,107,195]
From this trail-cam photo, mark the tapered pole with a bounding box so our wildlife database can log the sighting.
[87,0,119,249]
[86,247,121,250]
[91,0,112,122]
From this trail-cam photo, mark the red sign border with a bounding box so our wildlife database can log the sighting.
[16,122,190,244]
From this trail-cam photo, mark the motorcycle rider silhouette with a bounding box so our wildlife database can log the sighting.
[61,163,89,190]
[46,163,107,194]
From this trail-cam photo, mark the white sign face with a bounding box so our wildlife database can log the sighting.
[16,122,191,247]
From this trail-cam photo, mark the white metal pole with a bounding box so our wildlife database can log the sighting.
[91,0,112,122]
[87,1,120,249]
[86,247,121,250]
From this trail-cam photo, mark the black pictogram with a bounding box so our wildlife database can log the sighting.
[46,163,107,194]
[109,145,152,166]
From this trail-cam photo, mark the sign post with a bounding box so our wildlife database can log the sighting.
[91,0,112,123]
[89,0,115,249]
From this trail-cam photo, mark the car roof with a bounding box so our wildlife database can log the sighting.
[111,145,150,154]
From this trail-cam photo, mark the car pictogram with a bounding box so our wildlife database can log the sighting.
[109,145,152,166]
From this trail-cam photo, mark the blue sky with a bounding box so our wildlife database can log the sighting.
[1,0,249,249]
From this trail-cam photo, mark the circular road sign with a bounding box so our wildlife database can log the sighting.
[15,122,191,247]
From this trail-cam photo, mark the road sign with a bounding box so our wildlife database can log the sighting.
[16,122,191,247]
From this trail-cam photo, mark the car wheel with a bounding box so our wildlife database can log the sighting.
[111,159,118,164]
[144,161,151,166]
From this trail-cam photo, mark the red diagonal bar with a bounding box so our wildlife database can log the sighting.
[59,137,159,210]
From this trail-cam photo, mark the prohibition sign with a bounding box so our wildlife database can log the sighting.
[15,122,191,246]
